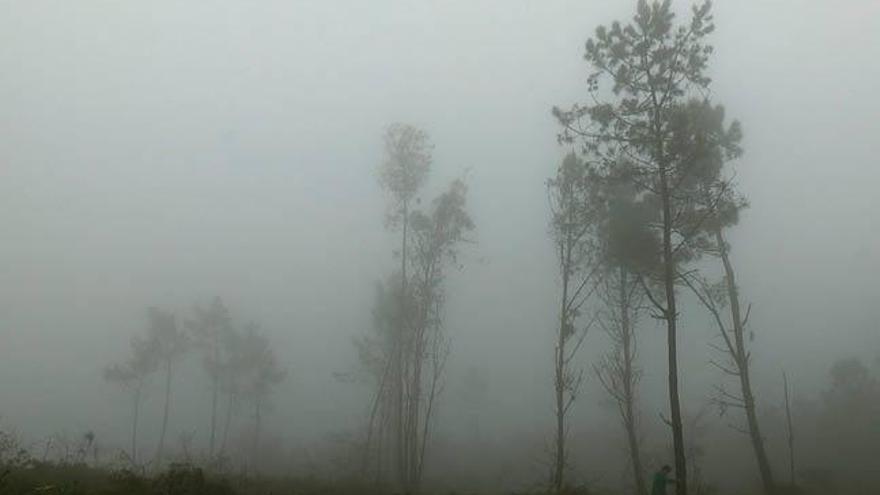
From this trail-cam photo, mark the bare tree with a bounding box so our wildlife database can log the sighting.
[547,152,600,492]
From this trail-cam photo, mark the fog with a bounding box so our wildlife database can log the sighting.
[1,1,878,494]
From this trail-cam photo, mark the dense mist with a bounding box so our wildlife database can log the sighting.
[1,1,878,494]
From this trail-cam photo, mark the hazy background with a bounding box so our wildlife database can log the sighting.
[1,0,878,490]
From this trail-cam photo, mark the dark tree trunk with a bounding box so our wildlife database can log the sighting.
[553,223,573,494]
[394,199,409,491]
[554,331,567,494]
[657,160,688,495]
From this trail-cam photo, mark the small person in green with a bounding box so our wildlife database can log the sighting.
[651,465,676,495]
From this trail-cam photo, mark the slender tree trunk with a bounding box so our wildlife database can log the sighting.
[417,344,442,486]
[659,162,687,495]
[220,392,235,456]
[155,359,173,468]
[619,269,648,495]
[554,371,565,493]
[740,371,774,494]
[408,287,433,492]
[716,229,775,494]
[131,384,142,466]
[553,232,572,494]
[209,339,220,458]
[394,199,409,491]
[251,397,262,475]
[375,397,386,485]
[375,391,388,485]
[362,357,392,477]
[409,343,423,491]
[783,372,795,486]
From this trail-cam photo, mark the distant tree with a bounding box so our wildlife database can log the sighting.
[185,297,234,459]
[379,123,432,235]
[553,3,742,492]
[147,307,189,468]
[237,323,287,474]
[546,152,601,492]
[374,122,432,490]
[360,168,474,493]
[363,124,474,493]
[355,276,403,483]
[103,329,160,466]
[217,328,245,459]
[403,177,474,490]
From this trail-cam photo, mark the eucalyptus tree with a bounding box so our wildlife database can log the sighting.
[375,123,432,486]
[355,276,403,482]
[147,307,189,468]
[546,152,601,492]
[103,333,159,467]
[361,132,474,493]
[403,177,474,490]
[185,296,234,458]
[553,3,742,492]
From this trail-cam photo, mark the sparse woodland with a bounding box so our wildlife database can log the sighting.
[1,1,878,495]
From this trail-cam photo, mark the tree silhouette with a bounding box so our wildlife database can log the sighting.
[546,152,601,492]
[146,307,189,468]
[236,323,286,475]
[103,324,160,467]
[185,296,234,460]
[593,183,650,495]
[361,141,474,492]
[554,3,741,492]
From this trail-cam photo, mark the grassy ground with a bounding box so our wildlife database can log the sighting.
[0,462,390,495]
[0,461,811,495]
